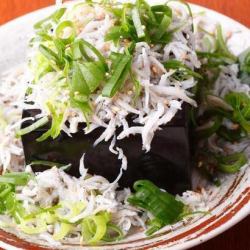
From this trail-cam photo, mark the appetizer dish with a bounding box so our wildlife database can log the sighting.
[0,0,249,247]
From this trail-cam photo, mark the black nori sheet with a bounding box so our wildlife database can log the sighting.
[21,105,191,194]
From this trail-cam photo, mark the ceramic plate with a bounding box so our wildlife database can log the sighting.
[0,1,249,250]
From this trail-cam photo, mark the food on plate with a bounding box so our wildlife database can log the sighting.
[0,0,249,246]
[21,104,192,194]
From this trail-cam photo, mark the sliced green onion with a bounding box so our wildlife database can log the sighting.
[53,222,73,240]
[217,126,245,142]
[24,205,61,220]
[71,40,91,61]
[38,212,57,225]
[104,26,123,44]
[0,202,5,214]
[128,180,185,234]
[151,5,172,15]
[239,47,250,73]
[70,97,92,125]
[152,32,172,44]
[55,201,86,222]
[146,218,162,236]
[31,52,53,81]
[130,70,141,100]
[195,150,222,186]
[103,223,124,242]
[79,62,105,92]
[39,44,60,66]
[81,212,110,244]
[180,210,210,219]
[217,152,248,173]
[35,31,53,42]
[71,40,83,60]
[132,7,145,38]
[56,20,76,44]
[17,116,49,137]
[196,116,222,138]
[225,92,250,133]
[73,94,89,103]
[216,25,237,62]
[53,38,65,62]
[79,39,108,71]
[37,103,64,142]
[63,59,70,77]
[34,8,66,30]
[5,193,19,213]
[127,41,136,55]
[30,160,71,169]
[238,47,250,84]
[4,192,25,223]
[71,62,90,96]
[164,59,202,79]
[105,0,176,44]
[121,5,129,32]
[154,15,171,40]
[196,51,228,61]
[102,54,132,97]
[0,172,31,186]
[19,217,47,234]
[197,26,237,66]
[137,0,157,24]
[0,184,12,198]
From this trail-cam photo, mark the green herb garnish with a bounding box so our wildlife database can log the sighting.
[164,59,202,80]
[102,53,132,97]
[216,152,247,174]
[197,25,237,66]
[105,0,173,44]
[0,172,31,186]
[238,47,250,84]
[225,92,250,133]
[30,160,72,171]
[37,102,64,142]
[34,8,66,30]
[128,180,185,235]
[55,20,76,44]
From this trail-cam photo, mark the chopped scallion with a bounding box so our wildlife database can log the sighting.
[0,172,31,186]
[30,160,72,170]
[103,223,124,242]
[132,7,145,38]
[17,116,49,137]
[81,212,110,244]
[53,222,73,240]
[128,180,185,235]
[102,54,132,97]
[34,8,66,30]
[154,15,171,40]
[56,20,76,44]
[217,152,247,173]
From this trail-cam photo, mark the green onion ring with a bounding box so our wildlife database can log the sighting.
[56,20,76,44]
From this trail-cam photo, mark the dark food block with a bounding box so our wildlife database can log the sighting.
[21,105,192,195]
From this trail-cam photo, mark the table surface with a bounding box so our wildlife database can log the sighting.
[0,1,249,250]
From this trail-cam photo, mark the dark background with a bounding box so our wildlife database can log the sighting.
[0,1,249,249]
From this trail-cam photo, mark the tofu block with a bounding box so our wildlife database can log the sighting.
[21,106,191,194]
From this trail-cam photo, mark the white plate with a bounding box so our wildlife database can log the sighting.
[0,2,249,250]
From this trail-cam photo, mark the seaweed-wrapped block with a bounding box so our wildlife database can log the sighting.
[21,106,192,195]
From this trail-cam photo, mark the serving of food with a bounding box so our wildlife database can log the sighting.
[0,0,249,249]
